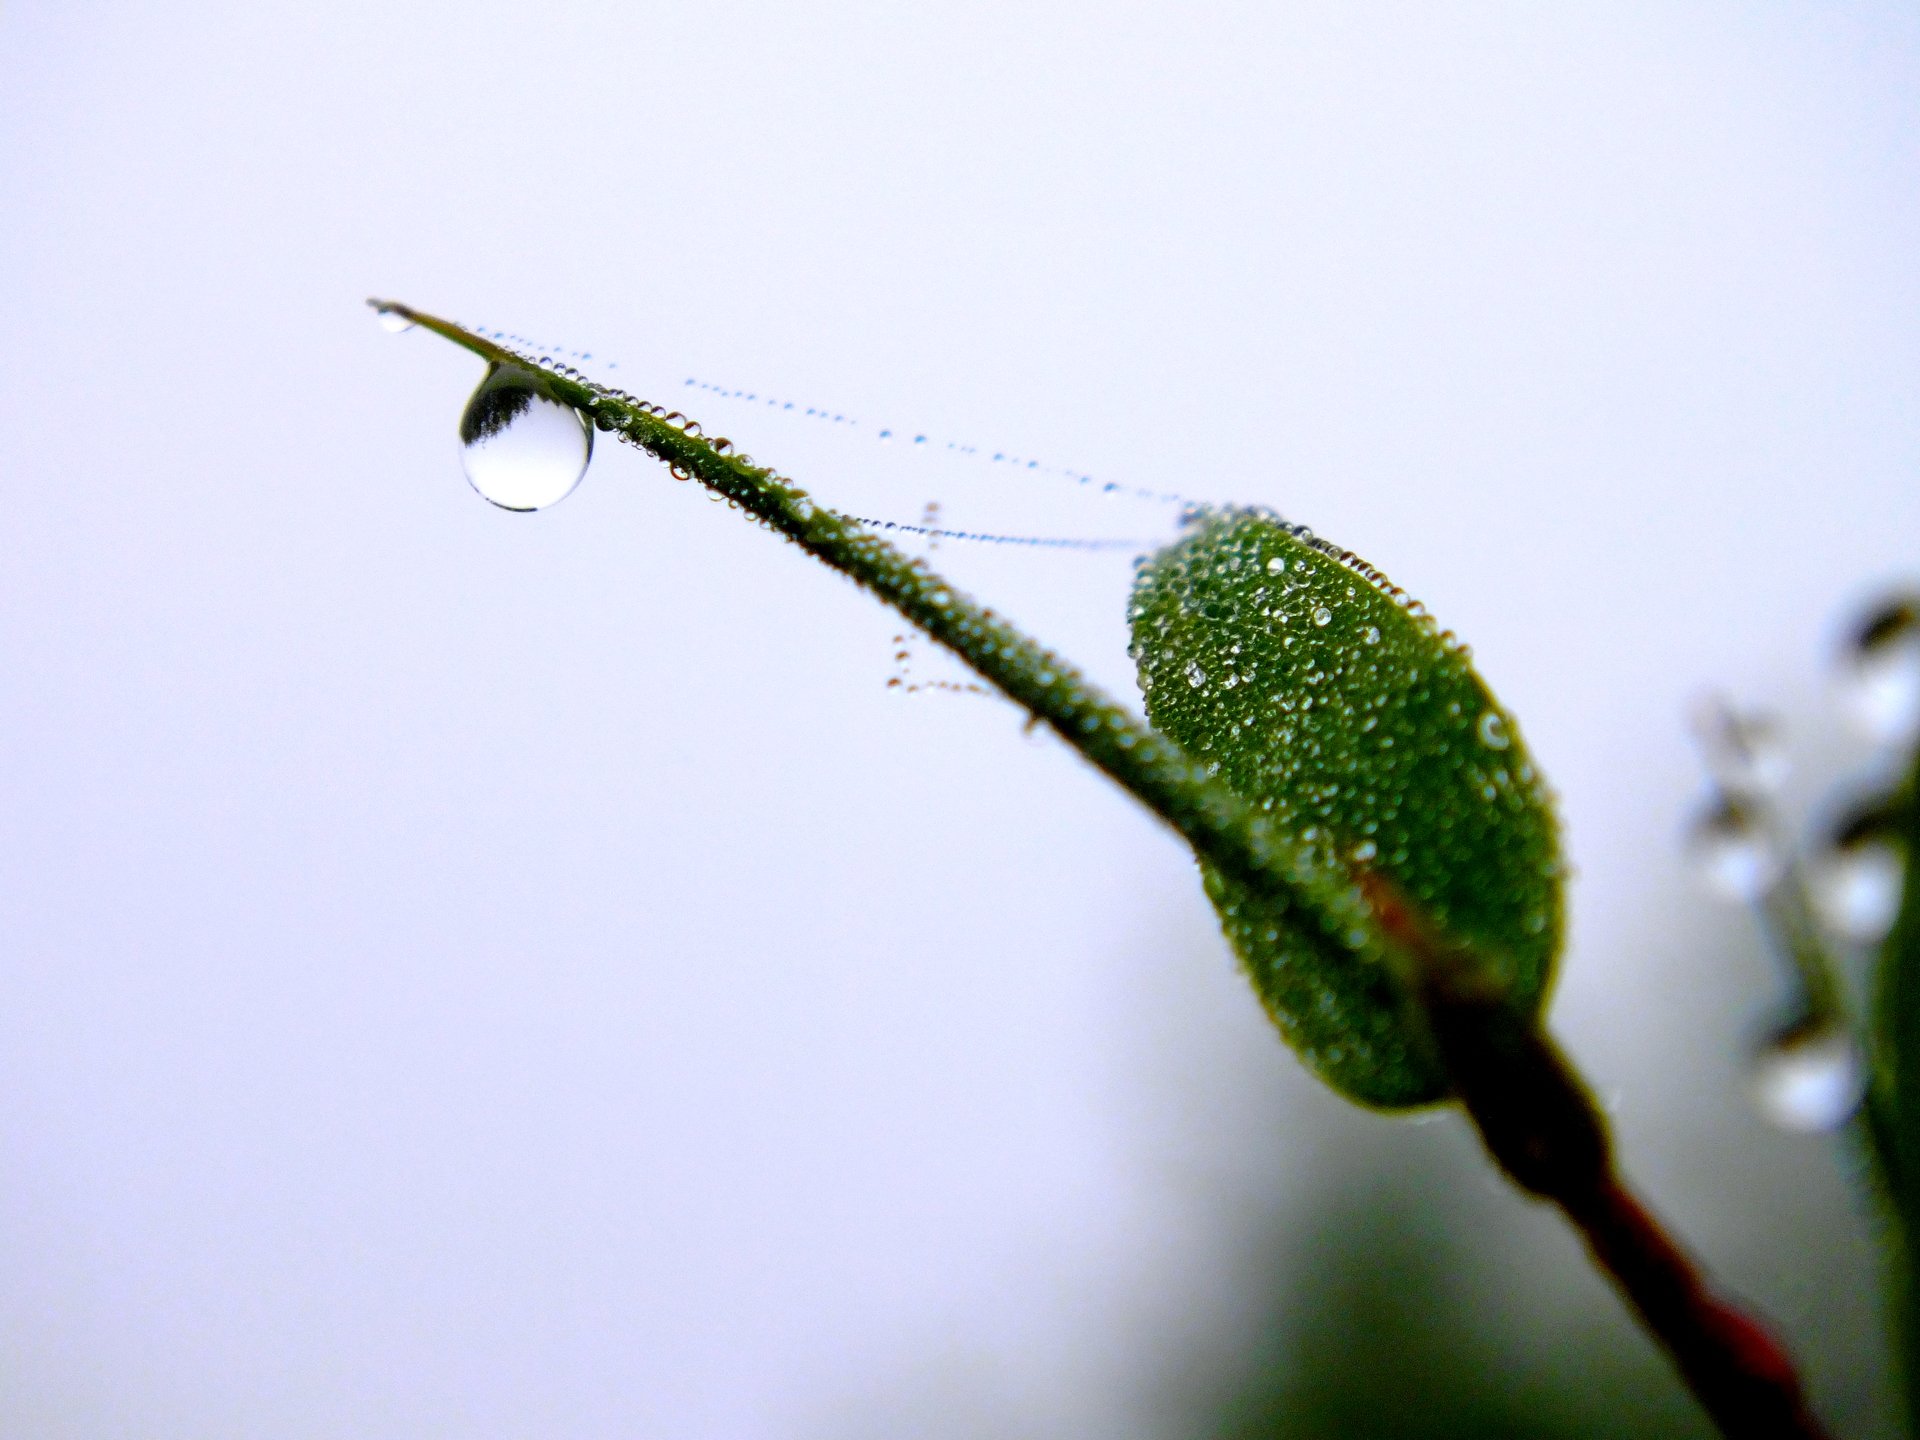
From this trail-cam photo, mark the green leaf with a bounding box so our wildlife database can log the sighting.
[1129,508,1565,1107]
[1871,744,1920,1428]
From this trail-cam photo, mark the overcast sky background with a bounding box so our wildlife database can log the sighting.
[3,3,1919,1436]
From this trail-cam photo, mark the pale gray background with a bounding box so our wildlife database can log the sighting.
[2,3,1917,1436]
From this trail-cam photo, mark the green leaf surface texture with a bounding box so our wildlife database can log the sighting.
[1129,509,1564,1107]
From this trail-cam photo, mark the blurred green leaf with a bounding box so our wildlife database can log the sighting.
[1872,749,1920,1427]
[1129,509,1564,1106]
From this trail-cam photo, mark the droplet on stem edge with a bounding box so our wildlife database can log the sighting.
[1812,800,1906,943]
[1691,697,1789,797]
[1841,595,1920,746]
[459,364,592,512]
[1751,1018,1865,1133]
[369,300,415,334]
[1813,843,1903,943]
[1684,796,1783,903]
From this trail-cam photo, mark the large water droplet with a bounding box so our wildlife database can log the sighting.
[1842,596,1920,747]
[458,365,592,512]
[1813,807,1905,942]
[367,299,415,334]
[1685,798,1782,902]
[1750,1019,1865,1133]
[1813,842,1903,942]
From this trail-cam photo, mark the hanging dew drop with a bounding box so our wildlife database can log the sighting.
[1812,825,1905,943]
[366,299,417,334]
[1750,1019,1865,1133]
[458,364,592,512]
[1841,596,1920,747]
[1691,699,1789,797]
[1684,797,1782,903]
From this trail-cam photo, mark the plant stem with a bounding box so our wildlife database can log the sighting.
[1366,876,1834,1439]
[1764,821,1914,1435]
[376,300,1369,959]
[377,299,1834,1439]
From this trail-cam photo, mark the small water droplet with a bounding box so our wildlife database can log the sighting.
[1477,711,1510,750]
[1685,798,1782,902]
[1265,556,1285,574]
[1361,626,1380,644]
[375,307,414,334]
[458,364,592,512]
[1185,661,1208,689]
[1691,699,1789,797]
[1312,606,1332,627]
[1352,840,1377,862]
[1751,1019,1865,1133]
[1842,596,1920,746]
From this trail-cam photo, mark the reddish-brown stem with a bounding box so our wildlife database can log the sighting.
[1366,876,1832,1440]
[1571,1180,1821,1437]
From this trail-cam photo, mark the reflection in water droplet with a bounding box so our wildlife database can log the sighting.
[1843,597,1920,746]
[1312,606,1332,627]
[1685,798,1782,903]
[458,365,593,512]
[1477,711,1509,750]
[1751,1020,1865,1132]
[376,307,415,334]
[1813,838,1904,943]
[1185,661,1208,689]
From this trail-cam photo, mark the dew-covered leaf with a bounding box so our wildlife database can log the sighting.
[1129,509,1564,1107]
